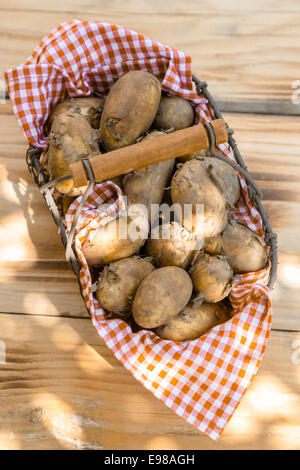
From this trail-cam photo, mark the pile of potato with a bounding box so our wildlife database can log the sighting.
[45,70,268,342]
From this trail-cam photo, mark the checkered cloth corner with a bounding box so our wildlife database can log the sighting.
[6,20,272,440]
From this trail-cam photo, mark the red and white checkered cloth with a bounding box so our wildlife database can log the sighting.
[5,20,272,440]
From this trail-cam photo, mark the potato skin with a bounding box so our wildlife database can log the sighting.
[47,113,100,195]
[46,95,105,134]
[220,219,267,274]
[189,253,233,302]
[81,214,147,266]
[154,95,194,131]
[146,222,198,269]
[132,266,193,329]
[171,159,228,237]
[201,157,241,207]
[155,301,229,341]
[96,257,154,313]
[100,71,161,151]
[123,131,174,219]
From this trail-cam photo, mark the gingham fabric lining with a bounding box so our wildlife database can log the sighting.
[5,20,272,440]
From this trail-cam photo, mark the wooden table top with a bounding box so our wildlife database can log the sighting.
[0,0,299,450]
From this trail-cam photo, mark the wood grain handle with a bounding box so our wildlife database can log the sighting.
[70,118,227,188]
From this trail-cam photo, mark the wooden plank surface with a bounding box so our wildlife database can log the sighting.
[1,104,299,329]
[0,312,299,450]
[0,0,299,451]
[1,0,300,111]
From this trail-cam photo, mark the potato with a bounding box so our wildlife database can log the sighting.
[155,301,229,341]
[189,253,233,302]
[95,256,154,314]
[132,266,193,329]
[81,213,147,266]
[47,113,100,195]
[146,222,198,269]
[123,131,174,220]
[100,71,161,151]
[46,95,106,134]
[205,219,267,274]
[171,159,228,237]
[201,157,241,207]
[154,94,194,131]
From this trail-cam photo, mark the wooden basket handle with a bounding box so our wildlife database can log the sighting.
[70,118,227,188]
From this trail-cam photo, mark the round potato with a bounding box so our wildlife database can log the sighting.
[132,266,193,329]
[154,94,194,131]
[146,222,198,269]
[171,159,228,237]
[220,219,267,274]
[201,156,241,207]
[155,301,229,341]
[47,113,100,196]
[46,95,106,134]
[123,131,174,221]
[189,253,233,302]
[176,149,205,164]
[100,71,161,151]
[95,257,154,314]
[81,213,147,266]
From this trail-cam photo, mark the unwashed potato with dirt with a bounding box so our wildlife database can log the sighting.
[155,301,229,341]
[154,94,194,131]
[200,156,241,207]
[100,71,161,151]
[81,213,147,266]
[146,222,199,269]
[47,113,100,196]
[95,256,154,314]
[171,159,228,237]
[204,218,268,274]
[123,130,174,220]
[189,253,233,303]
[133,266,193,329]
[46,95,106,134]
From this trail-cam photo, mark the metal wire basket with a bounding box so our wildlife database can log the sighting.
[25,75,278,316]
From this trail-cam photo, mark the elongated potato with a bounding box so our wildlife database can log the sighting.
[100,71,161,151]
[47,113,100,195]
[154,94,194,131]
[155,301,229,341]
[171,159,228,237]
[189,253,233,302]
[201,157,241,207]
[96,256,154,314]
[46,95,106,134]
[146,222,198,269]
[205,219,267,274]
[133,266,193,329]
[81,213,147,266]
[123,131,174,220]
